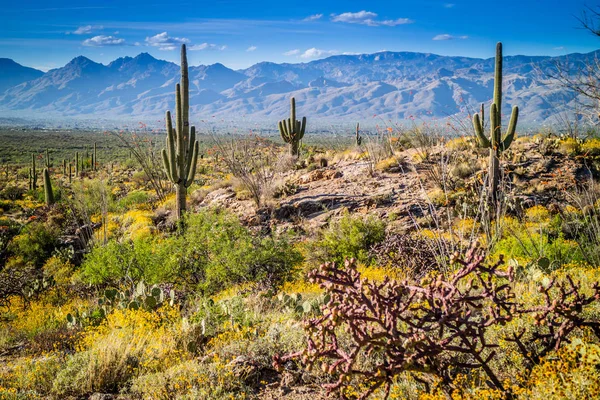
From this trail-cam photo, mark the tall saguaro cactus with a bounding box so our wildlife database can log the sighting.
[278,97,306,157]
[43,168,54,206]
[472,42,519,204]
[161,44,199,219]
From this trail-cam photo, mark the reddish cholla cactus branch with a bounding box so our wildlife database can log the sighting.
[275,244,600,399]
[506,276,600,367]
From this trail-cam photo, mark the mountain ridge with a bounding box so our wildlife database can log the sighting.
[0,50,596,126]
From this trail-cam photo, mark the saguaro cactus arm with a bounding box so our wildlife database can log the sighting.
[501,106,519,151]
[473,110,490,148]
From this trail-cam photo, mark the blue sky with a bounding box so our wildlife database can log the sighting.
[1,0,598,71]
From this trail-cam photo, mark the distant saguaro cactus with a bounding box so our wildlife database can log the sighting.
[93,142,97,171]
[30,153,37,190]
[278,97,306,157]
[43,168,54,205]
[161,44,199,219]
[355,122,362,146]
[472,42,519,204]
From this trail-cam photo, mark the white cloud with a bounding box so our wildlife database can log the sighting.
[331,10,413,26]
[303,13,323,21]
[246,45,257,52]
[444,3,455,8]
[145,32,189,51]
[82,35,126,47]
[70,25,103,35]
[300,48,338,59]
[284,48,339,59]
[432,34,468,40]
[554,46,565,50]
[332,10,377,25]
[188,43,227,51]
[379,18,414,26]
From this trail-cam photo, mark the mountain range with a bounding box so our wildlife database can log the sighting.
[0,50,594,128]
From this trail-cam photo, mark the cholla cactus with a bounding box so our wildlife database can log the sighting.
[472,42,519,204]
[278,97,306,157]
[275,245,600,399]
[161,44,199,219]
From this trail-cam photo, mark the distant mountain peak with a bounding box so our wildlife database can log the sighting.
[0,58,44,93]
[134,52,159,63]
[68,55,94,65]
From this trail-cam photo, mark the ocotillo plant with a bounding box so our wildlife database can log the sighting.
[30,153,37,190]
[161,44,199,219]
[278,97,306,157]
[355,122,362,146]
[43,168,54,205]
[472,42,519,205]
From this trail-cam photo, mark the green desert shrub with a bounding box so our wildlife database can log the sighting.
[8,221,59,268]
[0,185,26,201]
[81,209,302,293]
[492,231,584,271]
[117,190,151,211]
[305,213,386,267]
[175,210,302,293]
[80,237,173,286]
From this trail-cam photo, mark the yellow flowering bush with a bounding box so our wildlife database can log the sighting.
[53,307,184,396]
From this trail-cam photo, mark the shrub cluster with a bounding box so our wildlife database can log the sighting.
[81,208,303,294]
